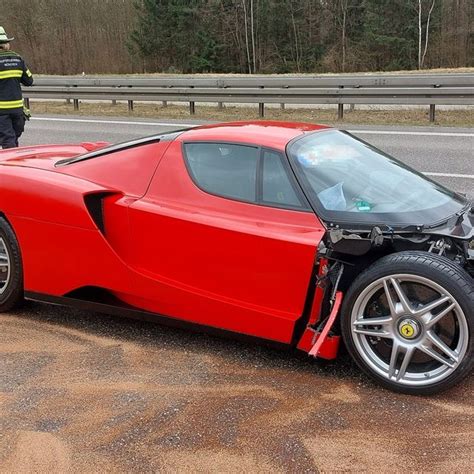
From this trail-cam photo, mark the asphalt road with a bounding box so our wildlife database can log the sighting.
[0,116,473,472]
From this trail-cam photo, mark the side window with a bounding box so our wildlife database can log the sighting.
[262,149,305,208]
[184,143,258,202]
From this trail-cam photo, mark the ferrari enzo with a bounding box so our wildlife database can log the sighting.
[0,121,472,394]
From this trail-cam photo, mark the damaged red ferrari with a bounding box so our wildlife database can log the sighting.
[0,121,472,394]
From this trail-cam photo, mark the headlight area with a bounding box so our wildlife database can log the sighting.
[321,226,474,278]
[426,236,474,277]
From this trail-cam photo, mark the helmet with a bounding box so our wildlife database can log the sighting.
[0,27,14,44]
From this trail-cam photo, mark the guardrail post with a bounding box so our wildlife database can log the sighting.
[190,102,195,115]
[280,103,285,110]
[218,102,223,109]
[112,100,117,106]
[429,104,436,122]
[73,99,79,111]
[66,85,71,105]
[24,98,30,108]
[128,100,134,112]
[337,84,345,120]
[162,101,168,108]
[259,103,265,118]
[337,104,344,120]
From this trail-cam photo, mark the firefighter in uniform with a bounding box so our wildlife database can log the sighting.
[0,26,33,148]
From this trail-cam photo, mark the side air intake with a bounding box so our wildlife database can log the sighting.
[83,192,111,234]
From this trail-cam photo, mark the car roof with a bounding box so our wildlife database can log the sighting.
[54,121,332,167]
[178,121,332,150]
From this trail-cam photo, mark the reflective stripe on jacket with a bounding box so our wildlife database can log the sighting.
[0,51,33,113]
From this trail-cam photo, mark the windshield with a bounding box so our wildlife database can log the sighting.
[288,130,467,228]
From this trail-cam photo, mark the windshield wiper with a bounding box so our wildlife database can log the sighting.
[425,202,472,230]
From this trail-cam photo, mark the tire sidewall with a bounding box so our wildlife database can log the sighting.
[0,217,23,312]
[341,252,473,395]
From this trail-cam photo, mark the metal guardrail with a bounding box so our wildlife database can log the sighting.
[24,73,474,121]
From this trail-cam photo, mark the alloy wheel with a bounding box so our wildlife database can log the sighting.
[350,274,469,387]
[0,237,11,295]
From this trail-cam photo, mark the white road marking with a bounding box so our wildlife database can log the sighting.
[348,130,474,137]
[31,117,474,137]
[32,117,196,127]
[423,172,474,179]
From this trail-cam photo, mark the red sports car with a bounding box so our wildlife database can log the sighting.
[0,121,472,394]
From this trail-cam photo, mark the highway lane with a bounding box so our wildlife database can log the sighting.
[24,115,474,199]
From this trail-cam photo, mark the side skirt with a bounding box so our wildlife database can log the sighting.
[24,291,291,351]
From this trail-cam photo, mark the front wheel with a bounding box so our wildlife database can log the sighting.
[341,251,473,395]
[0,216,23,312]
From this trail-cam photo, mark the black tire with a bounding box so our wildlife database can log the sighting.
[0,216,24,312]
[340,251,473,395]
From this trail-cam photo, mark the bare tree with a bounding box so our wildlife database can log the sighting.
[289,2,302,72]
[250,0,256,73]
[340,0,348,72]
[418,0,436,69]
[242,0,252,73]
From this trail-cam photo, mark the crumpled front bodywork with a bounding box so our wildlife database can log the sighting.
[324,204,474,277]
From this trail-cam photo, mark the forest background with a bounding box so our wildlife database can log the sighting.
[1,0,472,75]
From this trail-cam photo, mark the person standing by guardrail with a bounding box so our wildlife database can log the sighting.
[0,27,33,149]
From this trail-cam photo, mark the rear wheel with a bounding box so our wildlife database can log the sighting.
[0,217,23,312]
[341,251,473,394]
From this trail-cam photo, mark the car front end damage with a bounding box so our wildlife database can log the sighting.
[288,129,473,377]
[298,204,474,361]
[297,259,344,358]
[324,203,474,277]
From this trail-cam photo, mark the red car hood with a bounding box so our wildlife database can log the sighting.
[0,142,110,170]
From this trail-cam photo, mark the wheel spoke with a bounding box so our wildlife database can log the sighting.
[353,327,392,338]
[425,331,459,364]
[419,345,456,368]
[389,278,413,314]
[387,336,418,381]
[414,294,451,317]
[383,279,399,317]
[0,239,9,294]
[353,315,393,338]
[423,302,456,328]
[388,340,415,382]
[388,341,401,379]
[353,316,393,327]
[395,346,415,382]
[0,255,9,272]
[419,335,457,368]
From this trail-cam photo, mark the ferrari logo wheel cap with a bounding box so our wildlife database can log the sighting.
[398,319,420,339]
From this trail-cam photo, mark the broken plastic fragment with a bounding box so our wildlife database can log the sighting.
[318,182,346,211]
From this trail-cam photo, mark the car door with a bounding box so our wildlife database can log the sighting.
[126,139,326,343]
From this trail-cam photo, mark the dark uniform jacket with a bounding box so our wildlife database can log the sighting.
[0,50,33,114]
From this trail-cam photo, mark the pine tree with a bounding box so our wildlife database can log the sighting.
[361,0,419,70]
